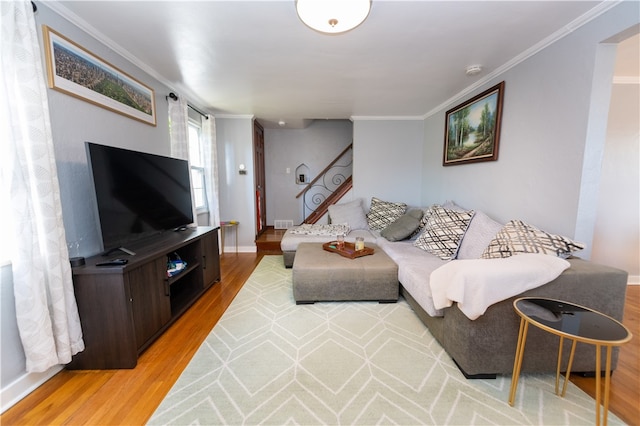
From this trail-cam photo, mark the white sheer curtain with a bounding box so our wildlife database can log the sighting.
[167,95,197,224]
[202,115,220,227]
[168,95,190,160]
[0,0,84,372]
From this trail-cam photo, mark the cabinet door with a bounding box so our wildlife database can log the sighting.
[202,231,221,288]
[128,258,171,349]
[68,273,137,369]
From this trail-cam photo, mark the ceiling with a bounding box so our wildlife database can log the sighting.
[49,1,627,128]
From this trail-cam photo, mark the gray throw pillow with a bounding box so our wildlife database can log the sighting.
[456,211,504,259]
[328,199,369,230]
[380,209,424,242]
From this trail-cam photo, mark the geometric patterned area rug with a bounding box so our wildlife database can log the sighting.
[149,255,622,425]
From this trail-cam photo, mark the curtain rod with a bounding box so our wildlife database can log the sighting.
[167,92,209,120]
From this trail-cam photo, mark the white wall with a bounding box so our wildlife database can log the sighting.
[2,3,174,412]
[352,119,425,209]
[591,82,640,281]
[421,2,639,250]
[264,120,353,225]
[216,117,256,252]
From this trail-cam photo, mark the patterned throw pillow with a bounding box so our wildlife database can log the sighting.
[413,205,475,260]
[481,220,585,259]
[366,197,407,231]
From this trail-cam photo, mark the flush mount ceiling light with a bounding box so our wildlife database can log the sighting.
[296,0,371,35]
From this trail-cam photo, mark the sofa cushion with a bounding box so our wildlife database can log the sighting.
[380,209,424,242]
[411,206,433,238]
[328,199,369,230]
[457,211,504,259]
[376,239,448,317]
[413,205,474,260]
[366,197,407,231]
[482,219,585,259]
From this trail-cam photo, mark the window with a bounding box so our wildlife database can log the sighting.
[188,121,207,212]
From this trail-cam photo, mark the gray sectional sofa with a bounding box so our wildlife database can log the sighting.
[281,198,629,378]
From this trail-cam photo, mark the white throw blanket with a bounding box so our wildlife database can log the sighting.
[288,223,350,236]
[429,254,570,320]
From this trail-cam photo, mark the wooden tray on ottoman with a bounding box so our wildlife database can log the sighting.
[322,241,374,259]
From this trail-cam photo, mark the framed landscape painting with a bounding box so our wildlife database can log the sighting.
[42,26,156,126]
[443,81,504,166]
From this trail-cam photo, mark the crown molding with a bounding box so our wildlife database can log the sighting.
[351,116,424,121]
[43,0,623,122]
[423,0,623,120]
[215,114,255,120]
[43,1,212,114]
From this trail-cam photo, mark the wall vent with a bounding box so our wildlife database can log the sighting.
[274,220,294,229]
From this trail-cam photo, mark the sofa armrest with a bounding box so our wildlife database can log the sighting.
[442,258,628,376]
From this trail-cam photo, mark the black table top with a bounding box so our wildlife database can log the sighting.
[514,297,631,344]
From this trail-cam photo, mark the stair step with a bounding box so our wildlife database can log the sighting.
[256,227,284,254]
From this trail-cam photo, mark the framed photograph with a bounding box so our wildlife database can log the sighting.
[443,81,504,166]
[42,25,156,126]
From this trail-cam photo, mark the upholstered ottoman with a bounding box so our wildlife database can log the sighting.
[292,243,399,304]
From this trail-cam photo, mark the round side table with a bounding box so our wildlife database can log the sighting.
[508,297,631,426]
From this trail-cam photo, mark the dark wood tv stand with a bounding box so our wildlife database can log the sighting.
[67,226,220,369]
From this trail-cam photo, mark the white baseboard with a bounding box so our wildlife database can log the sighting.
[1,365,62,414]
[628,275,639,285]
[221,245,258,254]
[239,245,258,253]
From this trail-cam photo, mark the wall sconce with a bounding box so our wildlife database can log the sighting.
[238,164,247,175]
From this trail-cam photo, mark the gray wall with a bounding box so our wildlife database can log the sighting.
[41,7,173,258]
[216,116,256,252]
[352,119,425,210]
[2,2,174,411]
[421,2,638,252]
[264,120,353,225]
[3,0,638,413]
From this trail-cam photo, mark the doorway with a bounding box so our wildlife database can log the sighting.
[253,120,266,238]
[591,32,640,282]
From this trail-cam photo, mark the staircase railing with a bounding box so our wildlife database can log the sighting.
[296,143,353,224]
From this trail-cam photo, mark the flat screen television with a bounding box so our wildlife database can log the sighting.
[85,142,194,254]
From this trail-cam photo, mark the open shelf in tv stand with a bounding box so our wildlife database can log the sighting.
[67,226,220,370]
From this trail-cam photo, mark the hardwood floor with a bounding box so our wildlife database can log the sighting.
[570,284,639,425]
[1,253,263,426]
[2,253,638,425]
